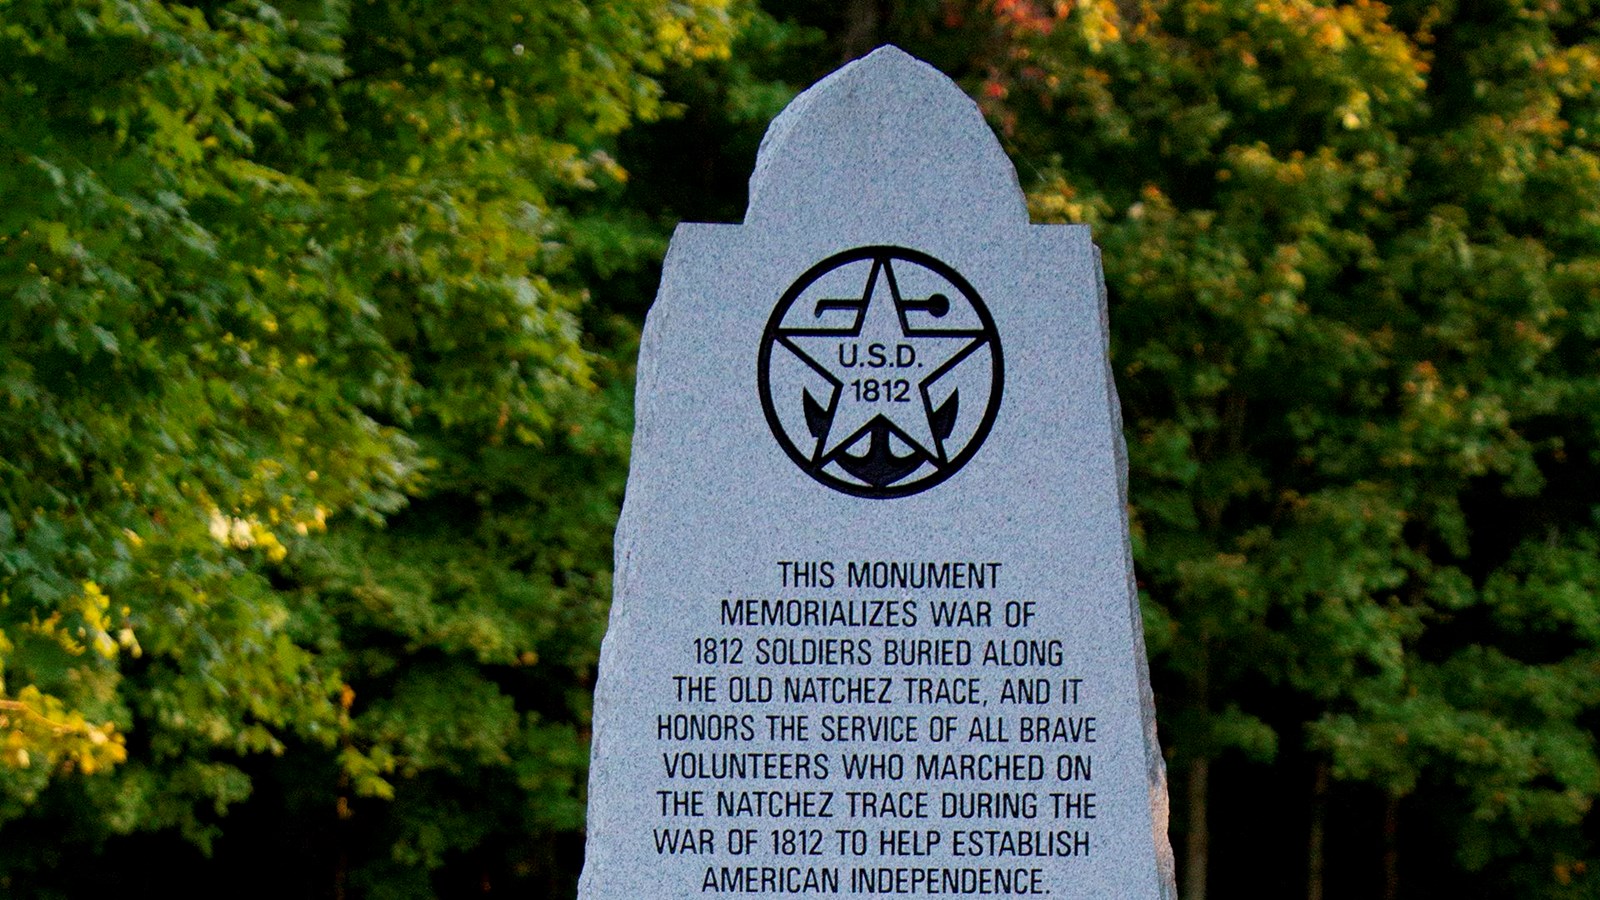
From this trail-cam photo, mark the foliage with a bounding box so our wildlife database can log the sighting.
[965,0,1600,893]
[0,0,737,893]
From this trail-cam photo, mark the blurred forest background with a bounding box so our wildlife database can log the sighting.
[3,0,1600,896]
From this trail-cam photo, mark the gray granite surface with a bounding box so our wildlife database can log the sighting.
[580,46,1177,899]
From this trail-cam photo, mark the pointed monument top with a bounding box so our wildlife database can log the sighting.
[746,45,1028,231]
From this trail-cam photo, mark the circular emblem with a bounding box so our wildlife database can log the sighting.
[758,246,1004,499]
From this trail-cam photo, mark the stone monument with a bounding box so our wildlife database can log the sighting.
[580,46,1177,898]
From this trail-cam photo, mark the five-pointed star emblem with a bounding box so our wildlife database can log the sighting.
[776,258,987,468]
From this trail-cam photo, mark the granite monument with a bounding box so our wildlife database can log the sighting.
[580,46,1177,899]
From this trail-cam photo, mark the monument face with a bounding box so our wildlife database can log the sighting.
[581,46,1177,899]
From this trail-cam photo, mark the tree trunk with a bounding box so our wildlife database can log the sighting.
[841,0,886,62]
[1183,756,1210,900]
[1382,794,1400,900]
[1307,762,1328,900]
[1182,629,1212,900]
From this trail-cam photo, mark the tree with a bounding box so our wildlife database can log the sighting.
[964,0,1600,895]
[0,0,738,893]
